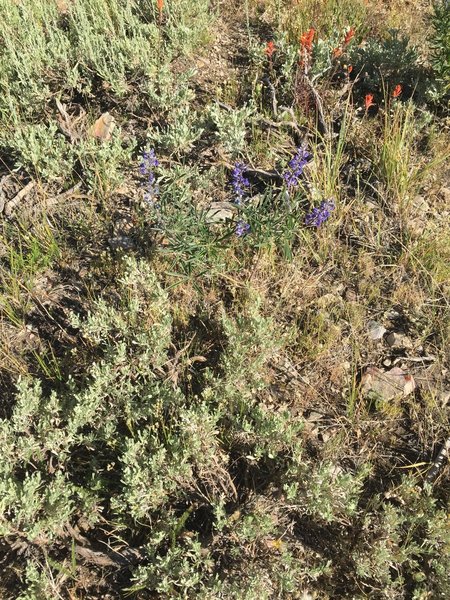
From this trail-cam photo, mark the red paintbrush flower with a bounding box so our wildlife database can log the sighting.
[348,65,353,74]
[333,47,343,58]
[365,93,375,110]
[392,84,402,98]
[265,41,276,58]
[157,0,164,14]
[344,27,355,46]
[300,28,315,53]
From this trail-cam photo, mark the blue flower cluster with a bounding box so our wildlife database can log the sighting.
[305,199,335,227]
[140,149,160,205]
[282,145,311,189]
[235,219,251,237]
[231,162,250,204]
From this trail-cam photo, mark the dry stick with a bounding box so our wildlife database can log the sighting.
[0,175,9,213]
[299,73,328,137]
[4,181,35,217]
[426,436,450,483]
[264,76,278,117]
[74,543,144,568]
[65,522,144,568]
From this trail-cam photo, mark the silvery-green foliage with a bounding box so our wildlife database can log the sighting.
[430,0,450,98]
[68,0,160,95]
[130,536,214,595]
[0,379,91,539]
[145,66,197,112]
[280,38,301,95]
[0,258,174,541]
[353,478,450,595]
[73,256,172,360]
[284,460,371,524]
[0,0,210,182]
[113,401,230,520]
[2,251,448,598]
[215,295,283,403]
[163,0,212,54]
[6,121,75,182]
[209,103,254,157]
[348,29,422,93]
[238,404,304,461]
[17,562,55,600]
[0,0,74,114]
[149,105,204,156]
[76,133,135,195]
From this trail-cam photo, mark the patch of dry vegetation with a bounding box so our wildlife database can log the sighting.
[0,0,449,598]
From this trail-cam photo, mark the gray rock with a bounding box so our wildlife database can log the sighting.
[386,332,413,349]
[367,320,386,341]
[205,201,236,223]
[361,366,416,401]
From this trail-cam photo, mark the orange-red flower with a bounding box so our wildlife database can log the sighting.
[348,65,353,74]
[157,0,164,14]
[344,27,355,46]
[365,93,375,110]
[333,47,343,58]
[265,41,276,58]
[300,28,315,53]
[392,84,402,98]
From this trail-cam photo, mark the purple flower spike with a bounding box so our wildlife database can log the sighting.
[140,149,159,174]
[235,220,251,237]
[140,148,160,205]
[305,199,335,227]
[282,145,311,189]
[231,162,250,204]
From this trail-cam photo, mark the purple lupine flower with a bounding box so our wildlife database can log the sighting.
[235,220,251,237]
[231,162,250,204]
[140,149,159,174]
[282,145,311,189]
[305,199,335,227]
[140,149,160,205]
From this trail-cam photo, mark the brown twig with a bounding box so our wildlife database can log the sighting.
[4,181,35,217]
[297,73,328,136]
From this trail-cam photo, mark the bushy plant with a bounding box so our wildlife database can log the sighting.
[348,29,425,96]
[209,103,254,157]
[149,105,204,156]
[0,0,211,183]
[430,0,450,98]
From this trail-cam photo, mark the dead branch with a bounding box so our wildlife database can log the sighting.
[296,74,328,137]
[4,181,35,217]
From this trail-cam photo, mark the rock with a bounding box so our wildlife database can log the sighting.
[361,366,416,401]
[411,195,430,214]
[367,320,386,341]
[205,201,236,223]
[386,332,413,349]
[306,410,324,422]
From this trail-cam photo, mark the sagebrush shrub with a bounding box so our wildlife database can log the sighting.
[430,0,450,97]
